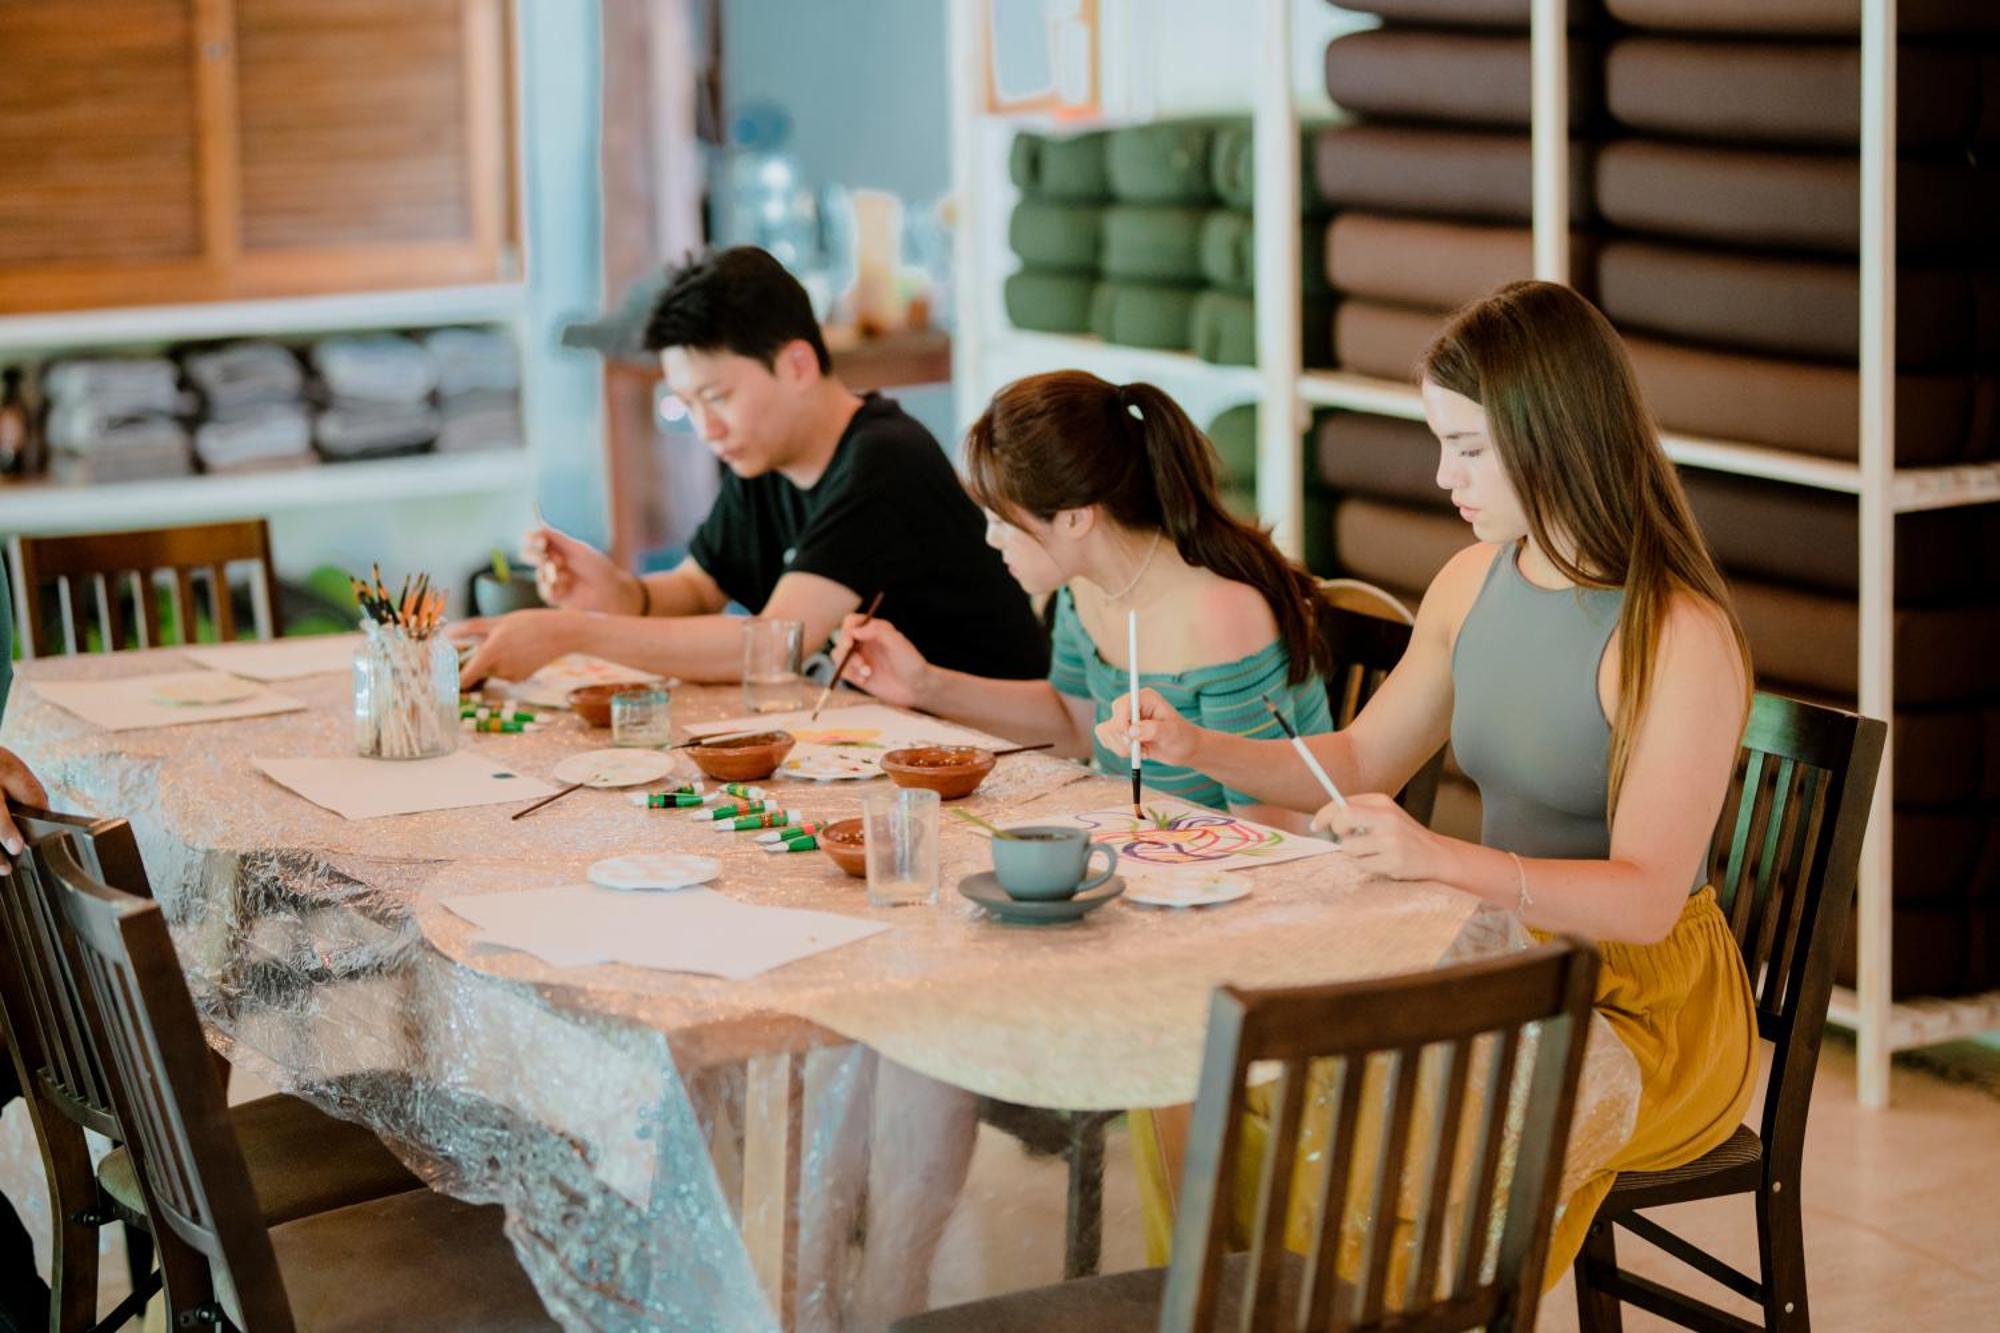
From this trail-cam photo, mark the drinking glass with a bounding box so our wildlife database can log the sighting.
[611,686,673,748]
[862,787,941,907]
[742,618,805,714]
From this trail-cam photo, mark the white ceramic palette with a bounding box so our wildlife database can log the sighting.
[586,852,721,892]
[551,749,681,788]
[1124,868,1252,909]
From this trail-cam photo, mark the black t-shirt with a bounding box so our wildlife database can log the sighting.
[687,394,1049,680]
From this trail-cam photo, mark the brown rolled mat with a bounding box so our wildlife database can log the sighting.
[1840,897,2000,999]
[1313,124,1594,225]
[1331,301,1454,383]
[1607,38,1984,150]
[1608,0,2000,37]
[1324,214,1582,312]
[1596,139,2000,257]
[1323,30,1598,130]
[1622,333,1987,466]
[1332,497,1475,599]
[1335,0,1603,24]
[1731,576,2000,705]
[1315,411,1449,510]
[1596,238,1991,369]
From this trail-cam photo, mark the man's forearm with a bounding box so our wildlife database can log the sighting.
[637,569,722,618]
[573,612,751,683]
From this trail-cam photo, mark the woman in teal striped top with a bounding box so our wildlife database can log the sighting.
[837,370,1332,824]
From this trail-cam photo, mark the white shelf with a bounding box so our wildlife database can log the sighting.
[1298,370,1425,419]
[0,449,531,536]
[0,283,526,358]
[986,330,1263,395]
[1826,985,2000,1053]
[1890,462,2000,514]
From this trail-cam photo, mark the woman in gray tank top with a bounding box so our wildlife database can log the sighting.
[1103,281,1759,1286]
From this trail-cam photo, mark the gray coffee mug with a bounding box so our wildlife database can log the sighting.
[991,825,1118,901]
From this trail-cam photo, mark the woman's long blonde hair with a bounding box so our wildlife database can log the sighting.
[1421,281,1752,814]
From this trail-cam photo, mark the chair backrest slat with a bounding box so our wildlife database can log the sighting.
[1707,692,1885,1188]
[35,830,296,1331]
[1161,940,1599,1333]
[9,521,280,656]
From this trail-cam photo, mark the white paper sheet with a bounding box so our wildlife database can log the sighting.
[254,752,560,820]
[33,673,307,732]
[688,702,1013,753]
[183,633,363,681]
[441,884,889,979]
[508,654,668,709]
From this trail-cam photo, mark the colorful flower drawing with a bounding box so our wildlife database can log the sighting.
[1072,807,1290,866]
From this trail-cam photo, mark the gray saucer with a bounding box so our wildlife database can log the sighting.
[959,872,1124,925]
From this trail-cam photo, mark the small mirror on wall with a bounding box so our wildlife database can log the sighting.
[983,0,1099,116]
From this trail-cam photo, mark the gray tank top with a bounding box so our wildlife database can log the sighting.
[1450,545,1624,861]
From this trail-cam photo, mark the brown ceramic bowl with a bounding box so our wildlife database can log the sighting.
[879,745,996,800]
[818,817,868,878]
[565,682,659,729]
[686,730,795,782]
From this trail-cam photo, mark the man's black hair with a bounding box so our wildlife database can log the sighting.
[641,246,832,374]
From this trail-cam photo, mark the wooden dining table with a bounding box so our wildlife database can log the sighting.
[0,641,1639,1332]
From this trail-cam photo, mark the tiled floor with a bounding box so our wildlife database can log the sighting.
[932,1039,2000,1332]
[74,1040,2000,1329]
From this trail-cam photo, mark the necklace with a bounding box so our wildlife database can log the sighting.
[1103,532,1162,602]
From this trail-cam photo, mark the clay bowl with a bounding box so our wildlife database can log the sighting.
[818,817,868,878]
[686,731,795,782]
[879,745,996,800]
[565,682,659,729]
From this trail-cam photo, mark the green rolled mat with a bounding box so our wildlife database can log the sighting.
[1004,269,1099,334]
[1105,120,1231,205]
[1008,200,1104,271]
[1206,403,1258,485]
[1191,291,1334,367]
[1198,210,1327,294]
[1209,123,1322,211]
[1088,281,1202,350]
[1101,205,1209,282]
[1009,130,1111,202]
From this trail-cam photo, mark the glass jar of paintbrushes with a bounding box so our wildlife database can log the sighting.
[351,568,457,760]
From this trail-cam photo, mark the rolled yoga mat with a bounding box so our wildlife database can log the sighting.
[1323,28,1599,130]
[1200,210,1326,295]
[1322,213,1583,311]
[1009,130,1110,202]
[1004,270,1098,335]
[1100,205,1209,283]
[1606,0,2000,37]
[1190,290,1333,368]
[1007,200,1104,272]
[1313,124,1594,224]
[1208,123,1322,211]
[1596,138,2000,256]
[1104,120,1232,206]
[1330,0,1601,24]
[1088,281,1202,351]
[1606,37,1986,150]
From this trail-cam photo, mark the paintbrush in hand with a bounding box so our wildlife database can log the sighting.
[1126,609,1143,818]
[1260,693,1347,810]
[812,590,885,720]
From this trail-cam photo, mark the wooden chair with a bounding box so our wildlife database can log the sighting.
[1316,581,1445,828]
[1573,692,1888,1332]
[33,828,558,1332]
[899,938,1602,1332]
[0,803,422,1332]
[8,519,280,657]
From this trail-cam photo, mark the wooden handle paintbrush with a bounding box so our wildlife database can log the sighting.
[812,590,885,720]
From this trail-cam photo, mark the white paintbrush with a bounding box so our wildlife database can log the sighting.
[1260,693,1347,810]
[1127,609,1143,818]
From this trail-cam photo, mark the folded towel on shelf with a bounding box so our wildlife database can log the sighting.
[1007,200,1104,272]
[314,399,441,459]
[183,342,305,413]
[194,403,314,471]
[435,396,523,454]
[1323,28,1598,130]
[43,358,181,414]
[423,327,519,399]
[310,334,437,404]
[50,427,193,485]
[1003,269,1098,335]
[1313,124,1594,224]
[45,400,193,453]
[197,452,320,477]
[1597,139,2000,256]
[1606,37,1986,150]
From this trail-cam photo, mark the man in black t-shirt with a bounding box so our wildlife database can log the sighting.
[456,247,1047,686]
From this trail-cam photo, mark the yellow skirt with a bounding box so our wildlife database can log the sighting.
[1130,887,1758,1287]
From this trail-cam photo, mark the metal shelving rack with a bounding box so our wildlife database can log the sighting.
[950,0,1999,1106]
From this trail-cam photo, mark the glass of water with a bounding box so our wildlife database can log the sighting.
[611,686,673,748]
[862,787,941,907]
[742,618,805,714]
